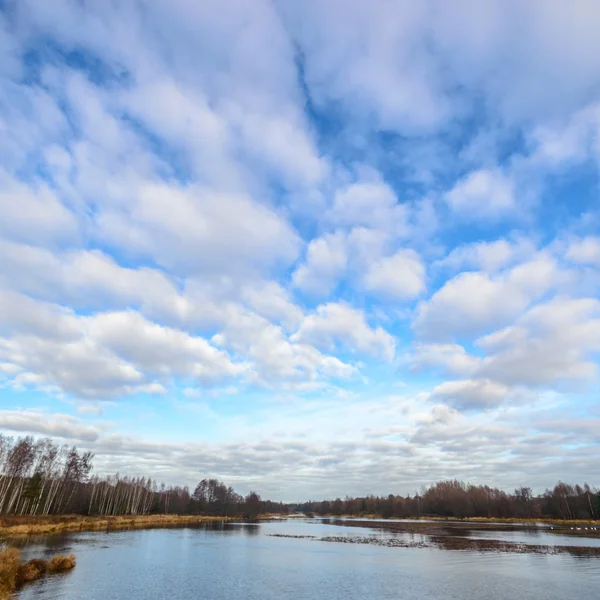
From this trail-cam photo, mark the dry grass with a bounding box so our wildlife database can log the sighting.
[429,516,600,526]
[16,558,47,584]
[0,547,20,600]
[326,514,600,526]
[47,554,76,572]
[0,548,77,598]
[0,514,241,538]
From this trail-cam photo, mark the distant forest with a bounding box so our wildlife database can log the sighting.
[295,480,600,521]
[0,435,286,518]
[1,434,598,521]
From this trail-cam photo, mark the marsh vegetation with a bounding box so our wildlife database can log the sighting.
[0,547,76,599]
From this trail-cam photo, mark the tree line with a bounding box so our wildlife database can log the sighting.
[295,480,600,520]
[3,434,597,521]
[0,435,287,518]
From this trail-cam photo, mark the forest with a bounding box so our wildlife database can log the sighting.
[0,435,286,518]
[296,479,600,521]
[1,434,598,521]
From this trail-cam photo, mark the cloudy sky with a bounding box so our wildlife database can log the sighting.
[1,0,599,501]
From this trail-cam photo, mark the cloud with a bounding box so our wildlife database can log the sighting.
[431,379,510,410]
[0,410,101,441]
[444,168,516,220]
[477,297,600,387]
[326,177,408,235]
[410,343,480,377]
[1,0,600,498]
[0,292,246,399]
[436,237,537,273]
[211,308,355,385]
[363,249,426,300]
[292,302,395,360]
[292,232,347,297]
[0,172,79,246]
[566,236,600,267]
[414,254,562,340]
[97,182,302,277]
[279,0,448,133]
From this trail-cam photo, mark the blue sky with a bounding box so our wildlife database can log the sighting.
[0,0,599,501]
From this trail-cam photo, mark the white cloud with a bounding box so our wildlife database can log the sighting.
[292,232,347,297]
[363,249,426,300]
[436,237,536,273]
[0,292,246,399]
[478,297,600,387]
[279,0,448,133]
[292,302,395,360]
[415,253,562,340]
[0,410,101,441]
[0,240,184,316]
[0,172,79,246]
[239,281,303,331]
[431,379,510,410]
[97,182,301,277]
[411,343,480,377]
[327,177,408,235]
[445,168,515,220]
[212,307,355,385]
[1,0,600,498]
[566,236,600,267]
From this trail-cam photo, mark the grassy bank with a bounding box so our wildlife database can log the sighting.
[0,548,76,600]
[322,514,600,526]
[0,514,246,538]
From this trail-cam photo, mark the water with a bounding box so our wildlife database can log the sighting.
[12,519,600,599]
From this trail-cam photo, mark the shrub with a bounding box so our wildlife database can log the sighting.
[47,554,76,572]
[0,547,20,600]
[16,559,47,585]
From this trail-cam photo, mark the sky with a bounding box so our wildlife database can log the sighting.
[0,0,599,502]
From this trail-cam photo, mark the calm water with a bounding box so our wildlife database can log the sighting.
[12,519,600,599]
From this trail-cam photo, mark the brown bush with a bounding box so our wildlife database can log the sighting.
[0,549,76,598]
[16,558,47,585]
[47,554,76,572]
[0,547,20,600]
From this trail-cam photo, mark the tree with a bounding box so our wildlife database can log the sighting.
[244,492,261,519]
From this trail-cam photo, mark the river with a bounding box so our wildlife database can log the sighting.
[11,518,600,599]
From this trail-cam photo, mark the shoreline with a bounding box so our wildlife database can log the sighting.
[316,514,600,526]
[0,514,280,538]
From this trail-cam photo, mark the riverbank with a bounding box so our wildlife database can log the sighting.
[320,514,600,526]
[0,514,263,538]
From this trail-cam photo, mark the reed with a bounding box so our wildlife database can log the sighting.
[47,554,77,572]
[0,514,244,538]
[0,547,20,600]
[0,548,77,598]
[16,558,47,584]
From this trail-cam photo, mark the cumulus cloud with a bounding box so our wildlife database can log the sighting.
[292,233,347,297]
[97,183,302,277]
[292,302,395,360]
[566,236,600,267]
[363,249,426,300]
[326,178,408,235]
[478,297,600,387]
[0,172,79,246]
[445,168,516,220]
[431,379,510,411]
[436,237,537,273]
[1,0,600,496]
[411,343,480,377]
[0,410,101,442]
[414,254,563,340]
[0,292,246,399]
